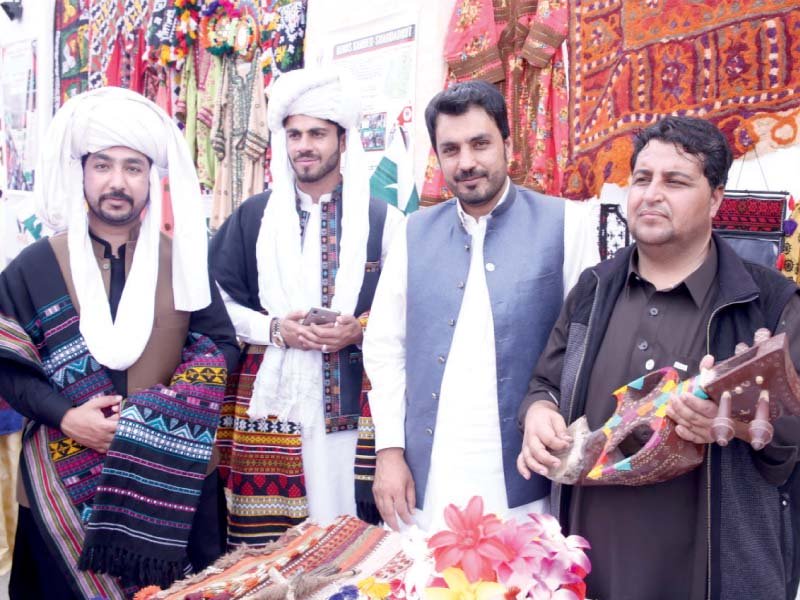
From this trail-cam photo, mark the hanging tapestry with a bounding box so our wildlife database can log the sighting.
[104,0,151,91]
[718,105,800,158]
[145,0,180,65]
[420,0,568,205]
[54,0,89,107]
[598,204,630,261]
[87,0,122,89]
[712,191,787,233]
[258,0,307,85]
[563,1,800,199]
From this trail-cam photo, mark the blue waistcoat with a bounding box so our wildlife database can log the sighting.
[405,184,564,508]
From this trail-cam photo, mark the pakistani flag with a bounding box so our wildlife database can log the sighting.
[370,119,419,215]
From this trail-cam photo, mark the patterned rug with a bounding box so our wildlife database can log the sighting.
[563,0,800,199]
[135,515,414,600]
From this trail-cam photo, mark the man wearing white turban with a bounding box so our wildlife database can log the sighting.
[210,68,404,546]
[0,87,239,599]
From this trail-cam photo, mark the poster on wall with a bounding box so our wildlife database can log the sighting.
[0,189,48,266]
[0,38,37,191]
[329,17,419,213]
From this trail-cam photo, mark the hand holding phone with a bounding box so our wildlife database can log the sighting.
[302,307,341,326]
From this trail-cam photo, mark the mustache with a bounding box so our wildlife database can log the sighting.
[293,151,319,161]
[99,191,134,204]
[454,168,489,182]
[637,206,669,217]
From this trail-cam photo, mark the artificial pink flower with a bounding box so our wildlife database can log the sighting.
[491,519,549,586]
[427,497,514,583]
[486,513,591,600]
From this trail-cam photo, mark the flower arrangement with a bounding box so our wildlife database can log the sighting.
[425,497,590,599]
[327,496,590,600]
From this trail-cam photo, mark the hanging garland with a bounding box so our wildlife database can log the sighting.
[173,0,202,62]
[200,0,260,58]
[233,13,259,60]
[258,9,281,80]
[145,0,202,67]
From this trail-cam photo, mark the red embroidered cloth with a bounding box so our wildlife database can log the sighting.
[563,1,800,199]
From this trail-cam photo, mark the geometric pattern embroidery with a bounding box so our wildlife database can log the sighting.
[216,346,308,547]
[171,366,227,386]
[49,437,86,461]
[88,0,120,89]
[598,204,630,261]
[320,187,346,433]
[712,192,787,233]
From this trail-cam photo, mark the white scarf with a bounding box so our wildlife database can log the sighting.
[248,69,370,428]
[34,87,211,371]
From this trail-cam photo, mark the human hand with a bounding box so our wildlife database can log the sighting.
[667,354,717,444]
[308,314,362,354]
[279,310,325,351]
[517,400,572,479]
[60,394,122,453]
[373,447,416,531]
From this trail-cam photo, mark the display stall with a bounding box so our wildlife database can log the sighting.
[2,1,800,599]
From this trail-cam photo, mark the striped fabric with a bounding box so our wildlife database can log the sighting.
[216,345,308,547]
[4,286,226,592]
[79,334,227,589]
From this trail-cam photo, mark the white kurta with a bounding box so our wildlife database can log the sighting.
[221,189,403,525]
[364,180,584,531]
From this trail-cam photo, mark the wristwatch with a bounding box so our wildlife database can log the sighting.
[270,317,287,349]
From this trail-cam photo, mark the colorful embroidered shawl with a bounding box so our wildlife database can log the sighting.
[0,242,226,595]
[79,334,226,588]
[564,1,800,199]
[87,0,121,89]
[216,189,377,546]
[216,345,308,547]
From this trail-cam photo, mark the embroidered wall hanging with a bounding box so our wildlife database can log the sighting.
[420,0,568,206]
[563,1,800,200]
[54,0,89,107]
[598,204,629,261]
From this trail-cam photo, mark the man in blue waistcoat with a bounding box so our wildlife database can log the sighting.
[363,80,576,531]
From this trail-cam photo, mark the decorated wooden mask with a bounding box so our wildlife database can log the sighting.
[548,331,800,486]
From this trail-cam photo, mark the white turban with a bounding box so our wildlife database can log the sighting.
[34,87,211,371]
[249,69,370,423]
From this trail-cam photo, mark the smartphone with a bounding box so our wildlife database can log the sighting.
[302,307,341,326]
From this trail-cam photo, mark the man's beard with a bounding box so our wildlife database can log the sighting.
[292,148,341,183]
[89,191,145,226]
[452,166,505,207]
